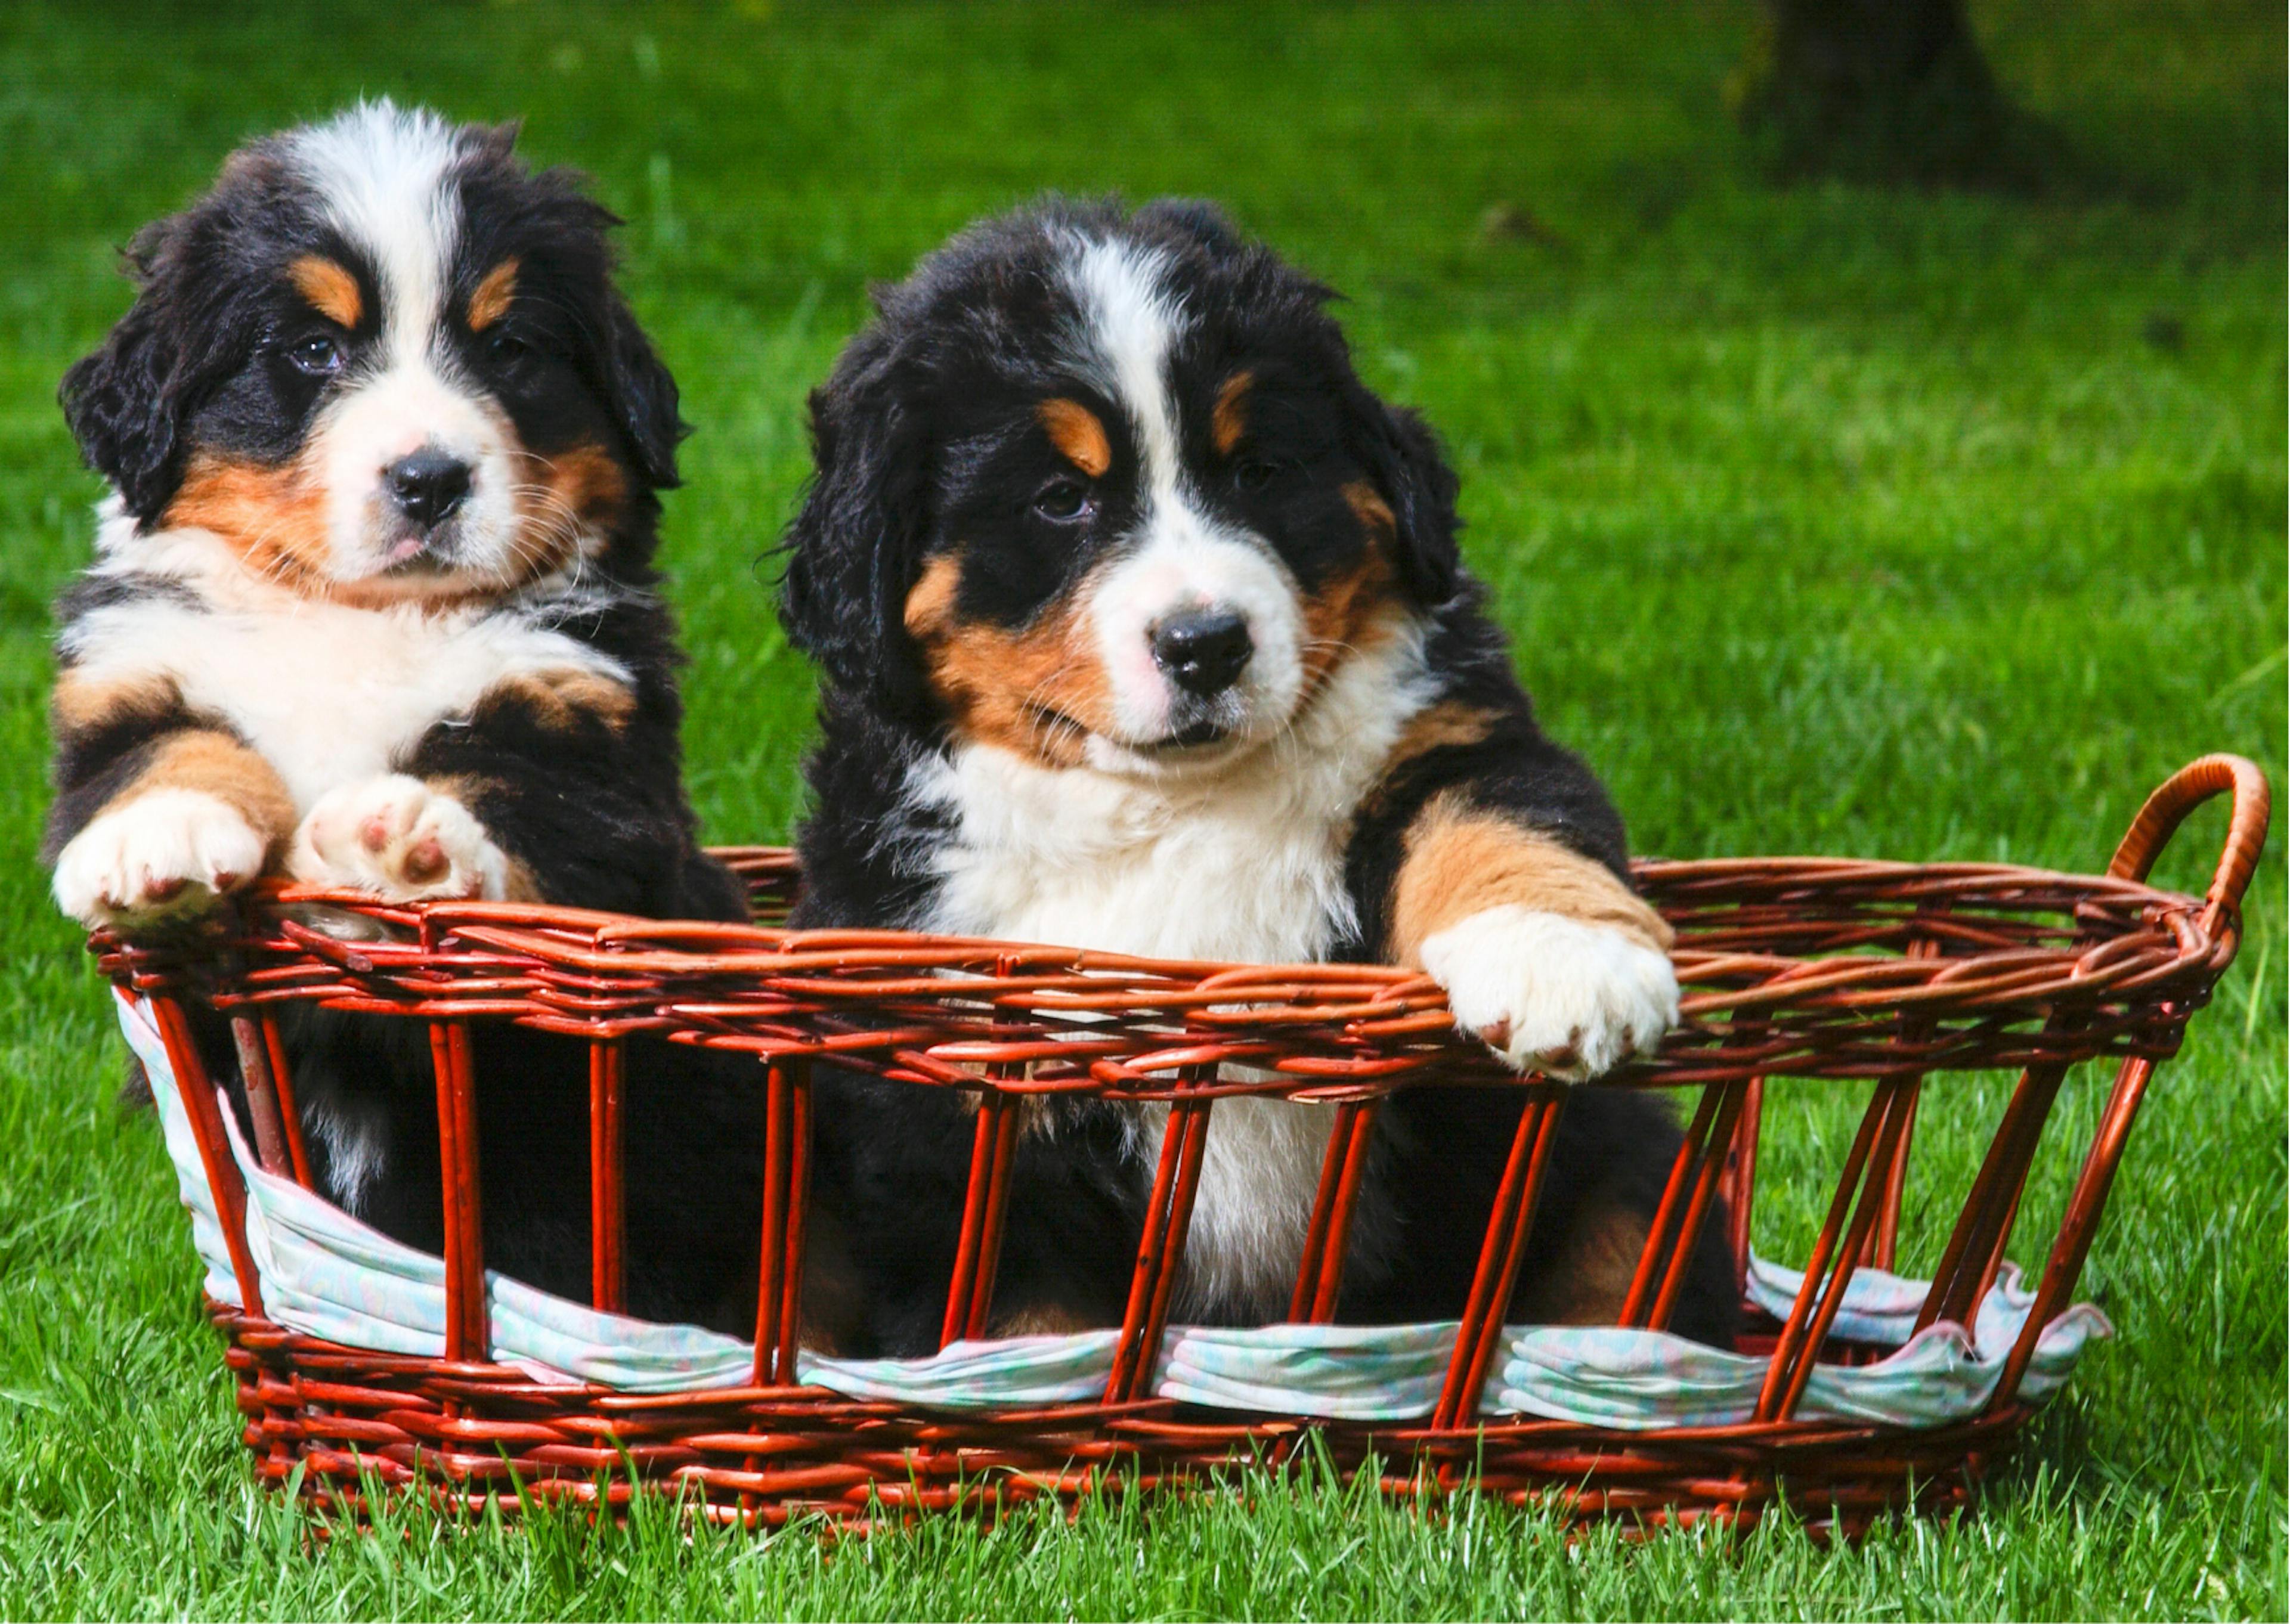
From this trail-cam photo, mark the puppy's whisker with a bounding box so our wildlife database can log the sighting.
[1015,672,1078,758]
[502,484,599,588]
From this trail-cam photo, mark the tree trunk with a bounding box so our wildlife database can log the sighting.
[1736,0,2037,188]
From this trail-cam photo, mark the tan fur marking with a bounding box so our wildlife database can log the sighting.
[1037,398,1112,479]
[1388,791,1673,968]
[1342,481,1396,542]
[1275,481,1409,714]
[1285,482,1407,702]
[168,408,614,609]
[49,669,183,737]
[1296,550,1397,701]
[902,551,960,640]
[1391,701,1500,766]
[466,256,520,331]
[1513,1195,1652,1326]
[162,454,335,594]
[100,730,296,856]
[1211,370,1253,456]
[287,255,361,328]
[511,440,627,577]
[422,773,541,901]
[1356,702,1504,819]
[484,668,638,733]
[991,1302,1103,1338]
[904,553,1108,767]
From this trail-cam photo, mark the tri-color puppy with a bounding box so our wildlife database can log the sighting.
[45,103,759,1328]
[781,199,1736,1356]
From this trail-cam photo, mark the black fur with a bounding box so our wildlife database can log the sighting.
[781,198,1737,1357]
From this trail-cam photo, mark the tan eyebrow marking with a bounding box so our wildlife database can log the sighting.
[1037,397,1112,479]
[286,256,361,328]
[1211,370,1253,456]
[466,256,521,331]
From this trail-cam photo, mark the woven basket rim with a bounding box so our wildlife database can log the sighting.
[92,841,2241,1098]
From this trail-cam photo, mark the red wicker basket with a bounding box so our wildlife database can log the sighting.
[95,754,2268,1541]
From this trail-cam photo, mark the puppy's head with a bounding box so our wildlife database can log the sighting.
[781,199,1460,771]
[61,101,683,605]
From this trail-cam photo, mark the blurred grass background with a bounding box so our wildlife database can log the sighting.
[0,1,2280,1616]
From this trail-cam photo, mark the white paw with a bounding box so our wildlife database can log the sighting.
[290,774,509,903]
[1419,904,1679,1080]
[52,789,268,929]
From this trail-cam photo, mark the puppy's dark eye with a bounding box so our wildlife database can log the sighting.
[1031,478,1094,523]
[1233,457,1281,494]
[286,335,342,377]
[482,330,528,364]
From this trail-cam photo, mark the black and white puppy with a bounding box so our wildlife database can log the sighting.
[779,199,1736,1357]
[46,103,759,1328]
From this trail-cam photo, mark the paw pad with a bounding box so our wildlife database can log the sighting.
[291,776,508,903]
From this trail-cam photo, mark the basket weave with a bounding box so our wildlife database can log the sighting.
[96,754,2267,1539]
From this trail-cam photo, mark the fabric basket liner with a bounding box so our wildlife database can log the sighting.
[125,990,2108,1430]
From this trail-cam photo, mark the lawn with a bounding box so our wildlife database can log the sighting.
[0,1,2282,1617]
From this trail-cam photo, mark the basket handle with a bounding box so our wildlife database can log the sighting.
[2106,753,2271,914]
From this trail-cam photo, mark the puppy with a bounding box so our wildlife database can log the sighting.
[779,199,1736,1358]
[46,104,759,1329]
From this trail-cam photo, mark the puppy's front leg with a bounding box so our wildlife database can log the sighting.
[290,667,663,907]
[1391,791,1677,1079]
[51,734,295,929]
[47,669,299,931]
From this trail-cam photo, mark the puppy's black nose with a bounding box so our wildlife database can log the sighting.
[383,448,472,529]
[1150,608,1254,697]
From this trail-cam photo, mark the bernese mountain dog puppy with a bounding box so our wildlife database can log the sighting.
[780,199,1737,1358]
[45,103,760,1329]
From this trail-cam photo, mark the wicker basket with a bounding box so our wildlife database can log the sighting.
[95,754,2267,1541]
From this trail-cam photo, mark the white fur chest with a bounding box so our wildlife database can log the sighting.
[912,634,1434,962]
[917,744,1361,966]
[64,536,627,814]
[905,634,1435,1321]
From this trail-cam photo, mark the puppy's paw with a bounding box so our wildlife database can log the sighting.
[291,775,509,903]
[52,789,268,930]
[1419,904,1679,1080]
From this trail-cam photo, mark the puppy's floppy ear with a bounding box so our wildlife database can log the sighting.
[469,145,687,490]
[777,334,932,714]
[60,204,265,527]
[1354,390,1463,606]
[59,225,188,525]
[598,295,687,489]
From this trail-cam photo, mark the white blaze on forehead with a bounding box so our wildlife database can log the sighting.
[1060,235,1187,501]
[284,100,465,364]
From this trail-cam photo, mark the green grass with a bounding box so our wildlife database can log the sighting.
[0,1,2281,1616]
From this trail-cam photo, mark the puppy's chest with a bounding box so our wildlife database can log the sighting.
[915,754,1363,964]
[69,593,624,811]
